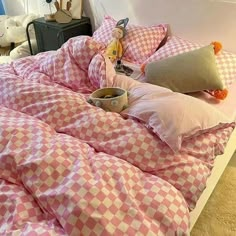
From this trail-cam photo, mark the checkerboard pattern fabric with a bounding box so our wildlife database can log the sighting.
[0,179,65,235]
[12,36,104,93]
[0,36,234,234]
[92,15,167,64]
[0,106,190,235]
[143,36,236,88]
[88,53,107,89]
[0,72,234,210]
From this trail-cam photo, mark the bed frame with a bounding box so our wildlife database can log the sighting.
[190,127,236,230]
[84,0,236,231]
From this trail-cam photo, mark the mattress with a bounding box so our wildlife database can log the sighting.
[0,36,235,235]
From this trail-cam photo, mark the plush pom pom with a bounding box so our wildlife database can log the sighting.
[212,89,228,100]
[140,63,146,74]
[205,89,228,100]
[211,41,222,55]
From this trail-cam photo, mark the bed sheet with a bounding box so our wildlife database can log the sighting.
[0,36,234,235]
[190,81,236,122]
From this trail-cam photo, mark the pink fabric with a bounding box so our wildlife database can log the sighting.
[12,36,104,93]
[0,36,234,234]
[0,106,189,235]
[191,81,236,122]
[105,77,234,151]
[92,16,167,64]
[143,36,236,88]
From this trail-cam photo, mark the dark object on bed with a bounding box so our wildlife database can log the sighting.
[115,59,134,76]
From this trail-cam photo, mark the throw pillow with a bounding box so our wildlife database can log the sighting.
[145,45,224,93]
[142,36,236,88]
[92,16,167,64]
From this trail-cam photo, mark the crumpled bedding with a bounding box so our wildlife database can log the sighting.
[0,36,234,235]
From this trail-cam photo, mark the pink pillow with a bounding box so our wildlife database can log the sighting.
[143,36,236,88]
[120,82,233,152]
[92,16,167,64]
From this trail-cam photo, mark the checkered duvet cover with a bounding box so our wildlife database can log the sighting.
[0,36,234,235]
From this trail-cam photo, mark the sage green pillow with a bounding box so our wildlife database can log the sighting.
[145,45,224,93]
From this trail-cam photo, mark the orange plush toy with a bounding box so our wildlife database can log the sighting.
[205,41,228,100]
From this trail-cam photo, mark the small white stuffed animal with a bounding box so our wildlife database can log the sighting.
[0,14,39,59]
[10,39,38,60]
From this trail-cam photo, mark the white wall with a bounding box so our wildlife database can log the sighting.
[4,0,236,52]
[2,0,56,16]
[83,0,236,53]
[2,0,25,15]
[83,0,138,30]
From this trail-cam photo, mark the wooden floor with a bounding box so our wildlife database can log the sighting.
[228,150,236,168]
[191,149,236,235]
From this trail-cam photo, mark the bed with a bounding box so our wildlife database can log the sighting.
[0,1,236,235]
[85,0,236,230]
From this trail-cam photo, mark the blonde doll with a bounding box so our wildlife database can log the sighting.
[105,18,129,62]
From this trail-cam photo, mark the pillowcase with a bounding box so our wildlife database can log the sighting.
[92,16,167,64]
[121,82,233,152]
[145,45,224,93]
[143,36,236,87]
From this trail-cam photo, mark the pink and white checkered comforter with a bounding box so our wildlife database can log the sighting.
[0,36,234,235]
